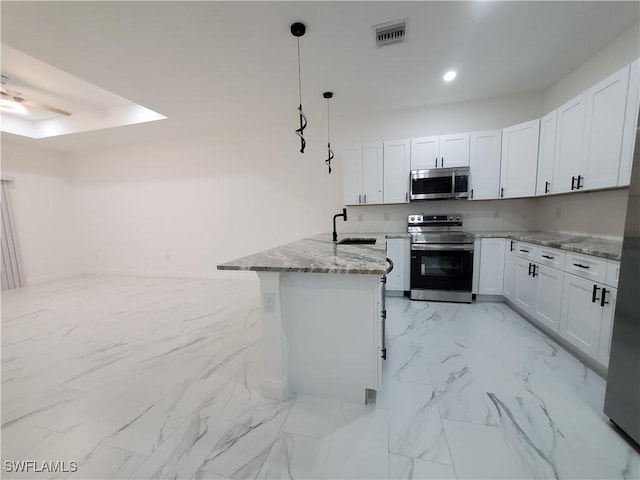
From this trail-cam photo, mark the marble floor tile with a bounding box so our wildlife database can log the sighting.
[3,277,640,480]
[281,395,341,440]
[256,432,331,480]
[442,419,527,479]
[388,453,456,480]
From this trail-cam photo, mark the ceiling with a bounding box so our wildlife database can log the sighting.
[1,1,638,152]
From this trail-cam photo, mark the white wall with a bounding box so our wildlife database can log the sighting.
[1,140,82,284]
[545,22,640,111]
[69,125,341,277]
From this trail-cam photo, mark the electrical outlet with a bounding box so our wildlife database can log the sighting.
[358,213,363,222]
[555,207,562,219]
[493,208,500,218]
[263,292,276,313]
[384,212,390,221]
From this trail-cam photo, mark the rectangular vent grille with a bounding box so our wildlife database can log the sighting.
[375,21,406,47]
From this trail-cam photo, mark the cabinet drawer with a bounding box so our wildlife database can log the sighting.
[535,247,566,270]
[565,253,607,281]
[514,242,536,260]
[605,260,620,288]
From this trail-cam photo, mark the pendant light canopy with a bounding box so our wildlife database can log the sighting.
[291,22,307,154]
[323,91,334,174]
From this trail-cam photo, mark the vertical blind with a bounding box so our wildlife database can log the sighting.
[1,179,24,290]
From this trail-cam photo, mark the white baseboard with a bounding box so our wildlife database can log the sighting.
[24,270,86,286]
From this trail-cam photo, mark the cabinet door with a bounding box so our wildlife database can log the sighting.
[503,242,517,301]
[553,93,587,193]
[559,274,602,358]
[439,133,470,168]
[362,142,384,204]
[536,111,557,196]
[411,136,439,170]
[500,119,540,198]
[597,287,617,367]
[469,130,502,200]
[514,258,537,314]
[383,139,411,204]
[343,145,363,205]
[385,239,405,292]
[619,58,640,187]
[583,65,630,190]
[534,265,564,333]
[478,238,506,294]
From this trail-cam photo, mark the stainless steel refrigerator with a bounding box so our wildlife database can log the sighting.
[604,114,640,446]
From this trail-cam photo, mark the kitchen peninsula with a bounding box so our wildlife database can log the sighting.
[217,234,388,404]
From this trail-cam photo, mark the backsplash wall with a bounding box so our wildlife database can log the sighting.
[342,198,538,234]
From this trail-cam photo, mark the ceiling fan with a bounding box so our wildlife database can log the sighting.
[0,75,71,116]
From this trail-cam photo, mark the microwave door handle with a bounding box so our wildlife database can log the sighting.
[451,171,456,195]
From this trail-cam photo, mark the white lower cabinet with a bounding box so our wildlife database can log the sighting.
[502,240,516,301]
[533,264,564,333]
[385,238,408,293]
[514,258,537,312]
[597,287,617,367]
[559,273,616,360]
[478,238,505,294]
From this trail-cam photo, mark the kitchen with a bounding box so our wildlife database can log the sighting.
[1,2,639,479]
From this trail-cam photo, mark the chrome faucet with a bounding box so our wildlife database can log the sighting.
[332,208,347,242]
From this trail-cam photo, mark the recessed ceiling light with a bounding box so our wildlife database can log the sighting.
[443,70,457,82]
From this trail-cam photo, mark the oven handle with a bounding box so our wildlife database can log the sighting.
[411,244,474,251]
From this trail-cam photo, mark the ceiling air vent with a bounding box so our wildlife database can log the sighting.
[374,20,407,47]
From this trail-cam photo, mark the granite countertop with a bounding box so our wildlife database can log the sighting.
[217,233,388,275]
[472,231,623,261]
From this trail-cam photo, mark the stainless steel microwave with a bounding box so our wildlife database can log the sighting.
[410,167,470,200]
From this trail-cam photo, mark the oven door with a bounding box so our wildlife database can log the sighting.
[410,244,474,291]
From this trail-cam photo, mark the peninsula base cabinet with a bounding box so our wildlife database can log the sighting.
[559,273,617,366]
[478,238,505,294]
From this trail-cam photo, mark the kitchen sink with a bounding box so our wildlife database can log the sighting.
[337,237,377,245]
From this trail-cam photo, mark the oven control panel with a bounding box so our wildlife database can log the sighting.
[408,214,461,224]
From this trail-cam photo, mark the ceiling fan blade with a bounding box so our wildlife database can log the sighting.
[16,98,72,117]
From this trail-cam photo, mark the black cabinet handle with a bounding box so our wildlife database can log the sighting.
[592,284,601,303]
[601,288,609,307]
[510,240,514,252]
[573,263,590,269]
[577,175,583,189]
[471,189,474,199]
[571,176,577,190]
[442,157,444,167]
[520,249,530,253]
[500,187,504,198]
[542,255,554,260]
[528,263,533,276]
[386,258,394,275]
[435,157,438,168]
[545,181,550,194]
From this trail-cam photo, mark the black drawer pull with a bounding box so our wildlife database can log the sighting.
[577,175,583,189]
[601,288,609,307]
[571,176,577,190]
[592,284,601,303]
[520,249,530,253]
[573,263,590,269]
[542,255,554,260]
[510,241,514,251]
[544,181,550,194]
[528,263,533,276]
[532,265,538,278]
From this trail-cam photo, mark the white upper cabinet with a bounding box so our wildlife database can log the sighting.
[500,119,540,198]
[470,130,502,200]
[343,145,363,205]
[410,134,469,170]
[383,139,411,204]
[536,111,557,196]
[619,58,640,186]
[362,142,384,204]
[411,136,439,170]
[553,93,587,194]
[583,64,630,190]
[439,133,470,168]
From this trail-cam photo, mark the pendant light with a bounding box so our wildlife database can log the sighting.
[323,91,334,174]
[291,22,307,154]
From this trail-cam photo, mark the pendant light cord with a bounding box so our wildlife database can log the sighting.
[325,95,334,174]
[297,37,302,105]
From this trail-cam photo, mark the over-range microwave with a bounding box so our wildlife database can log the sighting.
[410,167,470,200]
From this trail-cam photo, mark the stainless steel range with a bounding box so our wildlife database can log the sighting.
[408,214,474,303]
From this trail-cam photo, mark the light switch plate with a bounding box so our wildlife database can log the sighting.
[263,292,276,313]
